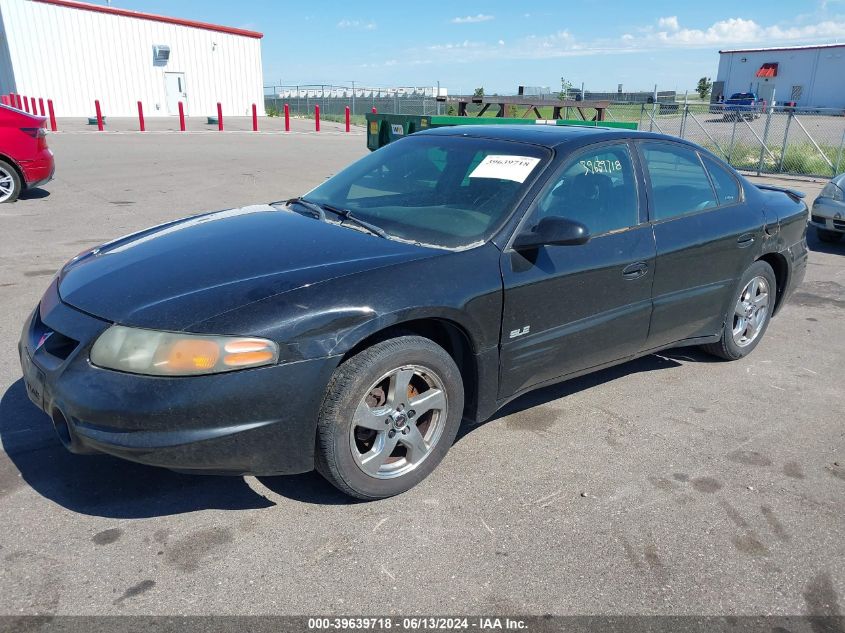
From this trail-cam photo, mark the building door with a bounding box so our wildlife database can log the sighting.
[758,82,775,106]
[165,72,187,115]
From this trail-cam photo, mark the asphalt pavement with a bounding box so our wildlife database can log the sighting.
[0,126,842,616]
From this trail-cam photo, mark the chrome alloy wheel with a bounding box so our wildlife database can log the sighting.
[732,276,770,348]
[349,365,448,479]
[0,166,15,203]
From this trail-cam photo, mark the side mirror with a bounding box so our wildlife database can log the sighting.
[512,216,591,250]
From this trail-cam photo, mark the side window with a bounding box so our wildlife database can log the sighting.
[641,143,718,221]
[703,156,741,206]
[533,144,639,236]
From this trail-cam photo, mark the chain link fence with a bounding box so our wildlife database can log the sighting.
[264,85,444,118]
[265,85,845,178]
[628,102,845,178]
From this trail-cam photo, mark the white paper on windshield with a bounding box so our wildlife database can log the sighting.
[469,155,540,183]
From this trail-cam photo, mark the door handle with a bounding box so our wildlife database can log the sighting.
[622,262,649,280]
[737,233,755,247]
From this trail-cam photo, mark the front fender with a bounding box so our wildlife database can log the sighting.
[192,243,505,363]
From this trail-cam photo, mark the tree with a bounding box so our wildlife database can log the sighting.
[559,77,573,101]
[696,76,712,100]
[473,87,485,98]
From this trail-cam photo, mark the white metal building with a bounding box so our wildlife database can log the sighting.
[0,0,265,117]
[715,43,845,109]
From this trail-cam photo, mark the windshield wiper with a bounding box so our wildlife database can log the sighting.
[320,203,389,239]
[272,197,326,221]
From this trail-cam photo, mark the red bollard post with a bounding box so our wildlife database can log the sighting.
[0,96,7,106]
[178,101,186,131]
[372,107,377,114]
[252,103,258,131]
[23,96,30,113]
[315,104,320,132]
[47,100,57,131]
[38,98,45,117]
[94,99,103,131]
[217,102,223,131]
[284,103,290,132]
[345,106,350,132]
[137,101,145,132]
[13,94,21,109]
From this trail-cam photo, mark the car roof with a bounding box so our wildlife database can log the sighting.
[415,123,685,150]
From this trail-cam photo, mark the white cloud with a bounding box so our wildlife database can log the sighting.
[427,40,484,51]
[404,14,845,67]
[337,19,377,30]
[451,14,495,24]
[657,16,679,31]
[642,16,845,47]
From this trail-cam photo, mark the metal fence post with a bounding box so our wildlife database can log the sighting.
[757,102,774,176]
[680,103,687,139]
[727,115,738,165]
[639,103,644,130]
[835,128,845,175]
[777,110,793,173]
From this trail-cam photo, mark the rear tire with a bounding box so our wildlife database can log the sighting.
[316,335,464,500]
[817,228,843,243]
[0,160,22,203]
[702,261,777,360]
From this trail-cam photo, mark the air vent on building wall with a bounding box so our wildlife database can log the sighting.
[153,45,170,66]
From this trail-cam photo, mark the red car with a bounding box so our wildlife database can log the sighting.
[0,104,54,203]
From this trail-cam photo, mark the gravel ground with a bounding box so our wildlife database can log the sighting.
[0,130,842,617]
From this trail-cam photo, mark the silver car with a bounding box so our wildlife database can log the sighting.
[810,173,845,243]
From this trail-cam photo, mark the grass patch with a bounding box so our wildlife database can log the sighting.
[700,140,841,177]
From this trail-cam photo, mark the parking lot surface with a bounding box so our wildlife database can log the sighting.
[0,130,843,616]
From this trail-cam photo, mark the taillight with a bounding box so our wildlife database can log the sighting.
[21,126,48,150]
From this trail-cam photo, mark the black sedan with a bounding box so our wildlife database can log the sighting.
[19,125,808,499]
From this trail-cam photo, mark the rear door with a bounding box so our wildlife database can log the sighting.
[499,141,656,398]
[637,141,763,350]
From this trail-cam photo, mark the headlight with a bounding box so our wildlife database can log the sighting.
[90,325,279,376]
[820,182,844,202]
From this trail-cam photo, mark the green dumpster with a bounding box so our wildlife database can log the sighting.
[366,113,433,151]
[365,113,637,151]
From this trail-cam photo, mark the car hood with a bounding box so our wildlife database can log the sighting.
[58,205,438,331]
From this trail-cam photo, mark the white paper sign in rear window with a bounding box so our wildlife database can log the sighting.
[469,155,541,183]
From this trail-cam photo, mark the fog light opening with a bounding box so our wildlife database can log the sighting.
[50,408,72,448]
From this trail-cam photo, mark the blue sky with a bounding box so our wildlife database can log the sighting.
[107,0,845,93]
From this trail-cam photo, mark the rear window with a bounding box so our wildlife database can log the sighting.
[730,93,755,100]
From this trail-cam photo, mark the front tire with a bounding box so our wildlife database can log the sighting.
[817,227,843,243]
[316,335,464,500]
[0,160,22,203]
[702,261,777,360]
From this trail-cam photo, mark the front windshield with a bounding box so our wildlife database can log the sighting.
[304,135,550,249]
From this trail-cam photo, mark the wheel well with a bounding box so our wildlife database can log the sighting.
[757,252,788,314]
[0,154,25,189]
[341,319,478,418]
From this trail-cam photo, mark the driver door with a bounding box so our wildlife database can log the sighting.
[498,142,656,399]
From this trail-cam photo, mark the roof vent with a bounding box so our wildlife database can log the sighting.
[153,45,170,66]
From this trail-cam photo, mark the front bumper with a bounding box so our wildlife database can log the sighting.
[810,197,845,234]
[18,280,338,475]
